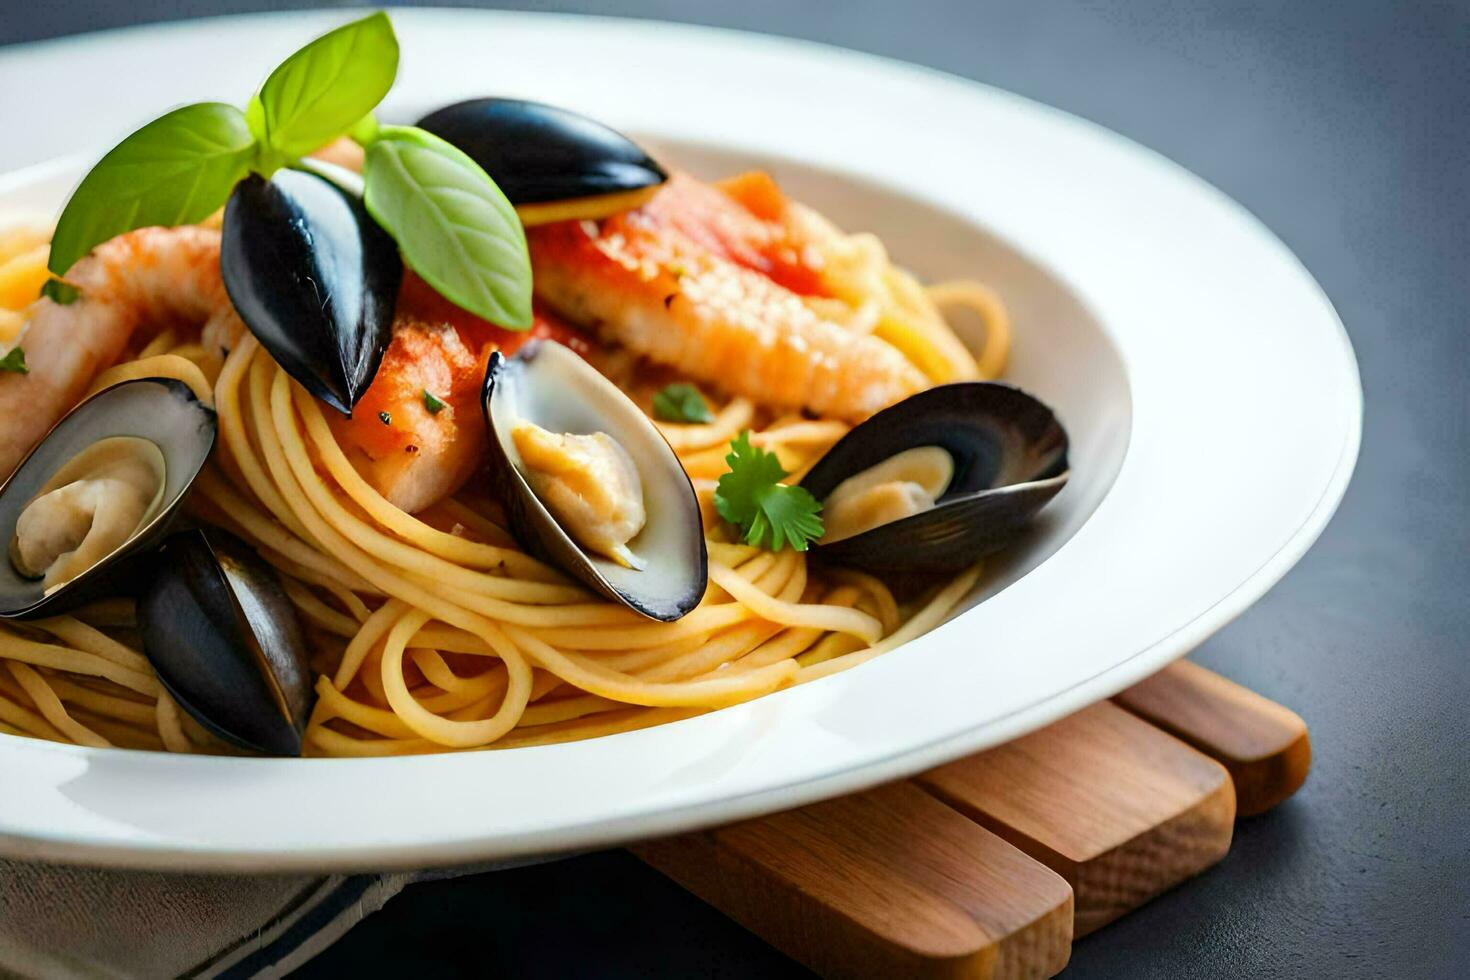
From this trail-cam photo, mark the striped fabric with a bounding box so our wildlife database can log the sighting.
[0,861,412,979]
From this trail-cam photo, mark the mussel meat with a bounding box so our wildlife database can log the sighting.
[139,528,315,756]
[417,98,668,225]
[800,383,1069,574]
[221,164,403,415]
[0,378,216,619]
[482,340,706,621]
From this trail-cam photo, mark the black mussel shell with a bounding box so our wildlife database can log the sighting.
[482,340,706,622]
[417,98,667,221]
[139,528,314,756]
[221,166,402,415]
[0,379,216,619]
[801,383,1069,574]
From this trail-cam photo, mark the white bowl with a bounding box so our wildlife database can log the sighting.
[0,10,1359,871]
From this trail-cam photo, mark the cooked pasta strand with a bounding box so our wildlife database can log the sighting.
[0,198,1004,757]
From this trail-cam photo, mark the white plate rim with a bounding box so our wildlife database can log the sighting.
[0,9,1360,871]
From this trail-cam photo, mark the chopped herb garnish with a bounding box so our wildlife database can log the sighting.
[714,431,825,552]
[422,389,448,414]
[378,411,392,425]
[652,383,713,424]
[0,348,27,374]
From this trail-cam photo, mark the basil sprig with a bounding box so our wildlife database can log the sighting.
[42,11,532,329]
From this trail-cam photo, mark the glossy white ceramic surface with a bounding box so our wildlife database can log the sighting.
[0,10,1358,870]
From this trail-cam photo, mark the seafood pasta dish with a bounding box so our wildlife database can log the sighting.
[0,14,1068,757]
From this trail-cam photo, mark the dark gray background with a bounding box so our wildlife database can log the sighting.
[4,2,1466,977]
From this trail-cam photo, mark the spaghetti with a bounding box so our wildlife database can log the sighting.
[0,178,1008,757]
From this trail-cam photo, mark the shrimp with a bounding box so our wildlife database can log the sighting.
[527,172,926,422]
[327,315,485,515]
[332,272,596,514]
[0,226,242,479]
[1,227,586,517]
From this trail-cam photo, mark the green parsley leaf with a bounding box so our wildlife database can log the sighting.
[0,348,27,374]
[422,389,448,414]
[255,12,398,158]
[652,383,713,424]
[364,125,532,328]
[714,432,825,552]
[47,102,256,282]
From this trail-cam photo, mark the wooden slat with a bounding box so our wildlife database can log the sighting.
[633,781,1073,979]
[1113,659,1311,816]
[915,701,1235,936]
[633,668,1309,974]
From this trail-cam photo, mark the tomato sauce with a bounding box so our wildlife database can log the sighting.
[396,271,594,358]
[330,274,595,462]
[624,171,829,297]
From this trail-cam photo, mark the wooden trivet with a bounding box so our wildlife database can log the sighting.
[632,660,1310,978]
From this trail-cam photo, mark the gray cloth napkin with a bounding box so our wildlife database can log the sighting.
[0,860,413,979]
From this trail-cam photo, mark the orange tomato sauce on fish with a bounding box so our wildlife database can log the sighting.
[618,171,829,298]
[330,272,592,479]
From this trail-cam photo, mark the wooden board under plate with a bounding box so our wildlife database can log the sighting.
[632,660,1310,979]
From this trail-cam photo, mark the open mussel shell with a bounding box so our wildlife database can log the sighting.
[139,528,315,756]
[417,98,668,225]
[221,164,403,415]
[0,379,216,619]
[482,340,707,621]
[801,383,1069,574]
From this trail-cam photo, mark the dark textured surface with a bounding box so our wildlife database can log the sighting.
[4,2,1466,977]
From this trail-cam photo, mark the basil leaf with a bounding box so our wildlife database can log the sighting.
[244,94,268,143]
[364,125,532,328]
[348,112,380,146]
[242,95,291,176]
[422,389,447,414]
[0,347,26,374]
[257,12,398,158]
[653,383,713,424]
[47,102,256,279]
